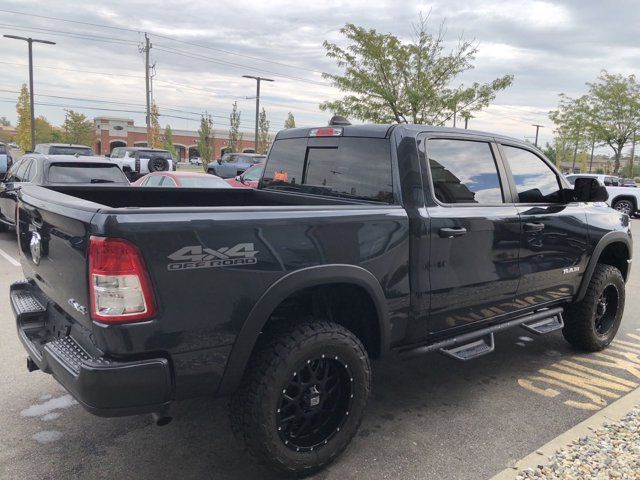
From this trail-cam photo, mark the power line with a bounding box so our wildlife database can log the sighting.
[0,60,145,79]
[153,45,329,87]
[0,10,329,78]
[0,22,139,46]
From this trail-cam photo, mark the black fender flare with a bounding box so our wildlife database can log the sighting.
[575,231,632,302]
[218,264,389,395]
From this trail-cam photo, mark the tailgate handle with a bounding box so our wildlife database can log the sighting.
[438,227,467,238]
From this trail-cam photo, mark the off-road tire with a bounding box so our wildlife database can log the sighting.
[563,264,625,351]
[229,320,371,477]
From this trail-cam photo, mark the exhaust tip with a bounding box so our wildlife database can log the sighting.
[151,411,172,426]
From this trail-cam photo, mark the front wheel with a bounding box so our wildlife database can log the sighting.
[612,199,634,215]
[562,264,625,351]
[230,320,371,476]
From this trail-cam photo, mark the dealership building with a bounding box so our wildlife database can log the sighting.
[93,116,257,160]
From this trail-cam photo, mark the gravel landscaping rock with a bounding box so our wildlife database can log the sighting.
[516,407,640,480]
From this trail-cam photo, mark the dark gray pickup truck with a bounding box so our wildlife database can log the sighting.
[11,123,632,475]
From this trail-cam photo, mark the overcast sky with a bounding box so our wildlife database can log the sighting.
[0,0,638,148]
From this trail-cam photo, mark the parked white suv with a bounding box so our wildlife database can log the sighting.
[566,173,639,215]
[109,147,175,180]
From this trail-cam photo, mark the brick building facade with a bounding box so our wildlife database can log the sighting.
[93,117,257,161]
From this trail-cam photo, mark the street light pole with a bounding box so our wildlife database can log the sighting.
[3,35,55,151]
[532,124,544,147]
[242,75,274,152]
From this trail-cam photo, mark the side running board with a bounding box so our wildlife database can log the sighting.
[399,307,564,361]
[439,334,494,361]
[521,313,564,335]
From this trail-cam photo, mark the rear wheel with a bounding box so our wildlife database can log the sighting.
[563,264,625,351]
[612,198,634,215]
[230,320,371,476]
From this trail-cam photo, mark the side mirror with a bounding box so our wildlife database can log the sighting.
[105,153,111,158]
[235,175,242,182]
[573,178,609,203]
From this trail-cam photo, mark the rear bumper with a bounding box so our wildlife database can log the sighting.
[11,281,173,417]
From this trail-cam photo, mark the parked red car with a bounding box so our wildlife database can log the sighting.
[132,171,231,188]
[225,163,264,188]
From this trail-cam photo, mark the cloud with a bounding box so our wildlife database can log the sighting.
[0,0,637,149]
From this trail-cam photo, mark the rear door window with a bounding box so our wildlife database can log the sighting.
[502,145,561,203]
[262,137,393,203]
[144,175,164,186]
[426,139,504,204]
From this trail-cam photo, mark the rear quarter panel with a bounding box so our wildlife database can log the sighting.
[93,205,410,397]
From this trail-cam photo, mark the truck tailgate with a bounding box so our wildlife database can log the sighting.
[17,186,101,329]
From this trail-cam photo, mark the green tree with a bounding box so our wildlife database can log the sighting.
[284,112,296,129]
[228,101,242,151]
[549,95,591,172]
[541,141,556,165]
[0,116,10,127]
[162,125,177,158]
[583,72,640,173]
[34,116,55,144]
[16,84,31,151]
[320,18,513,125]
[148,101,161,148]
[62,109,95,146]
[197,113,214,171]
[258,108,271,154]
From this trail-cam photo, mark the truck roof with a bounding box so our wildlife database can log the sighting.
[36,143,92,148]
[275,123,533,146]
[25,154,119,165]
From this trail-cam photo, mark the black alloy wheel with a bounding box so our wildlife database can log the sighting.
[277,355,353,453]
[594,284,619,336]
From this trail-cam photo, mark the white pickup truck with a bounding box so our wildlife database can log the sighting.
[566,173,639,215]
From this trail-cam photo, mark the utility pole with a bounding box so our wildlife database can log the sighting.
[139,33,152,143]
[532,124,544,147]
[3,34,55,151]
[242,75,274,151]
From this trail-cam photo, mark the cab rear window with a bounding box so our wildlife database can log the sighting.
[48,163,129,184]
[261,138,393,203]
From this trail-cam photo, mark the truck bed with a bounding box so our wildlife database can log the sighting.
[42,185,362,209]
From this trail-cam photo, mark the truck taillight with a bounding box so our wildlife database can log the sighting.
[89,236,157,323]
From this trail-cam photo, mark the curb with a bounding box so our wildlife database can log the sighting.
[491,387,640,480]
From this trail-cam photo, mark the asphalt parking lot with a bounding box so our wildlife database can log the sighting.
[0,222,639,480]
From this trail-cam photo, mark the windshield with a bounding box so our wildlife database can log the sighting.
[48,163,129,184]
[243,164,264,182]
[49,146,93,156]
[178,175,231,188]
[136,150,172,159]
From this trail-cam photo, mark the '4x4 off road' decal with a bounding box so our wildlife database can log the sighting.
[167,243,258,271]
